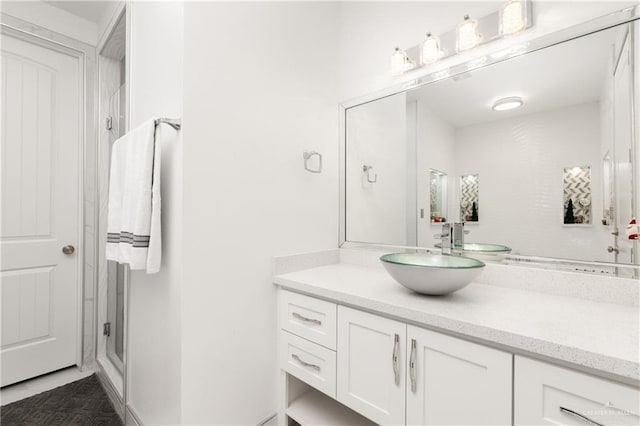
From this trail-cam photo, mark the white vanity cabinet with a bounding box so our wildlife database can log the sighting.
[515,356,640,426]
[277,289,639,426]
[337,306,407,425]
[407,325,512,425]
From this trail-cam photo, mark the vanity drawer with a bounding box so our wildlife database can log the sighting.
[514,356,640,425]
[279,330,336,398]
[279,290,336,350]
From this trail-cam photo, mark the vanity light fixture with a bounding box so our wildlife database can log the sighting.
[390,47,415,76]
[420,33,443,65]
[456,15,482,53]
[389,1,532,76]
[500,0,527,36]
[492,96,523,111]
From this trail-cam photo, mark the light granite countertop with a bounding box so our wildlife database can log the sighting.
[273,261,640,386]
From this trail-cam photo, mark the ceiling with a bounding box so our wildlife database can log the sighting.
[406,23,622,128]
[43,1,111,23]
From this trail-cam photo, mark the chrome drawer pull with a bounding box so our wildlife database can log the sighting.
[409,338,417,393]
[392,333,400,386]
[291,354,321,372]
[559,406,604,426]
[292,312,322,326]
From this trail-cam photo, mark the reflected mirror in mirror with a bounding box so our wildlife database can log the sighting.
[343,19,639,270]
[430,169,448,223]
[460,174,479,223]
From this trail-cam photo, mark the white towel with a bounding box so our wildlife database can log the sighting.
[106,118,162,273]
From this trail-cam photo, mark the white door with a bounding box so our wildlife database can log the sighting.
[337,306,406,425]
[406,325,512,425]
[1,30,81,387]
[613,32,635,264]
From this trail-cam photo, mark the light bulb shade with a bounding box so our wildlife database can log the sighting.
[391,48,416,75]
[456,16,482,52]
[404,56,416,72]
[500,0,526,35]
[420,34,442,65]
[391,48,407,76]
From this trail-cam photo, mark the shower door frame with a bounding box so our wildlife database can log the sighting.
[95,2,129,418]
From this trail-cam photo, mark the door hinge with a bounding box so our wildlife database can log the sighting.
[106,116,113,131]
[103,322,111,337]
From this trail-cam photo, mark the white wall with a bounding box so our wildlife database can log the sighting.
[454,102,607,261]
[1,0,98,45]
[635,23,640,254]
[406,101,418,245]
[126,2,183,424]
[181,3,339,424]
[346,93,407,245]
[415,104,456,248]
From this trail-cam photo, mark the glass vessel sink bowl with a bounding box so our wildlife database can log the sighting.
[380,253,485,295]
[434,242,512,261]
[434,242,512,253]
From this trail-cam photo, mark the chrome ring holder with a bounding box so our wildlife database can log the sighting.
[363,165,377,183]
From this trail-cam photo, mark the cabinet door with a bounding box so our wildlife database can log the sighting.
[337,306,406,425]
[407,325,512,425]
[515,356,640,426]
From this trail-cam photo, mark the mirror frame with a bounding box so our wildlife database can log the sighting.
[339,5,640,272]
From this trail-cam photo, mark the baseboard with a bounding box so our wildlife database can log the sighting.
[125,404,143,426]
[95,368,124,422]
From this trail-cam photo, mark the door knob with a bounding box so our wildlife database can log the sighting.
[607,246,619,254]
[62,245,75,255]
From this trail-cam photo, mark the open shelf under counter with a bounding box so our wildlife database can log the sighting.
[286,389,375,426]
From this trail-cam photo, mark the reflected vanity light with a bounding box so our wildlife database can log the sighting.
[501,0,527,36]
[456,15,482,53]
[492,96,523,111]
[420,33,443,65]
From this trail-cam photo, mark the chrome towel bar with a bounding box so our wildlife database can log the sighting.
[154,117,181,130]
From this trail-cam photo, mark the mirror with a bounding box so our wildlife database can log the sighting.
[343,18,639,269]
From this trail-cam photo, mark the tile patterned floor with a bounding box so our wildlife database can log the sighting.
[1,374,122,425]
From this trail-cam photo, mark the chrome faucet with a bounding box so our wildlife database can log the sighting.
[452,222,470,255]
[435,223,452,255]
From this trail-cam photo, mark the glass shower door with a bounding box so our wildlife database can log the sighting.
[106,84,126,373]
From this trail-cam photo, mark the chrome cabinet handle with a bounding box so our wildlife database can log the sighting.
[559,407,604,426]
[392,333,400,386]
[409,339,417,393]
[291,354,320,372]
[607,246,619,254]
[292,312,321,326]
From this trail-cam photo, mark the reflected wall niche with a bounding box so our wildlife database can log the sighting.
[563,166,592,225]
[460,174,479,222]
[430,169,448,223]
